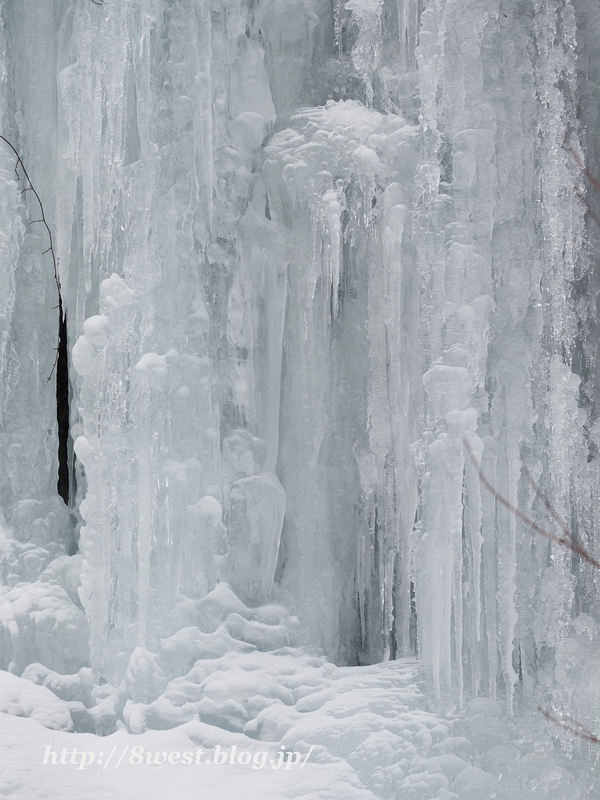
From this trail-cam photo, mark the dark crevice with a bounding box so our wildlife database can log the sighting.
[0,135,72,510]
[56,306,70,506]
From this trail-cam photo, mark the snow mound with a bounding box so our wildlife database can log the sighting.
[0,670,73,730]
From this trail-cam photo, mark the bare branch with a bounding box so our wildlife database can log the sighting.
[0,135,63,382]
[466,441,600,742]
[537,707,600,745]
[520,462,572,542]
[566,140,600,230]
[47,358,58,383]
[462,439,600,570]
[566,140,600,194]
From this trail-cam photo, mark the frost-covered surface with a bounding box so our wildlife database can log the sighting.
[0,0,599,797]
[0,655,596,799]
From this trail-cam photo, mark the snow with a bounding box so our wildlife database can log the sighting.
[0,655,595,799]
[0,671,73,731]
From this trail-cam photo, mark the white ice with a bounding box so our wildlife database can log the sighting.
[0,0,598,797]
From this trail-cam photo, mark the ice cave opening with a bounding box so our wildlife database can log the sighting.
[0,0,599,798]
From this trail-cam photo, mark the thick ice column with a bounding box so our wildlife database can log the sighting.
[479,436,499,700]
[490,363,529,712]
[61,0,286,679]
[412,0,506,705]
[416,428,463,700]
[411,0,584,710]
[266,130,356,657]
[361,170,419,662]
[413,0,497,382]
[531,358,585,644]
[346,0,383,107]
[521,0,585,699]
[264,101,419,662]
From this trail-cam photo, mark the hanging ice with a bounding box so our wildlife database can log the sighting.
[0,7,597,795]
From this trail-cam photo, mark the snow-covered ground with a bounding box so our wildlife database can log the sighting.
[1,658,597,800]
[0,583,597,800]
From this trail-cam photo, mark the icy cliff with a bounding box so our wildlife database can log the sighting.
[0,0,598,794]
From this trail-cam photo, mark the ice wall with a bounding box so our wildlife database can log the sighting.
[0,0,597,723]
[409,0,596,714]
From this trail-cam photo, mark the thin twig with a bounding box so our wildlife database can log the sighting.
[464,440,600,743]
[520,462,573,542]
[537,707,600,745]
[566,140,600,229]
[566,140,600,194]
[462,439,600,570]
[0,135,63,381]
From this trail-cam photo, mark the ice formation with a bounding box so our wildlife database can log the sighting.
[0,0,599,797]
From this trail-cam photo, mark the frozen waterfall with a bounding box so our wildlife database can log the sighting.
[0,0,599,797]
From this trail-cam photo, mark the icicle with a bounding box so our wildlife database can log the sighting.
[480,437,499,701]
[345,0,384,107]
[136,454,152,648]
[492,362,529,714]
[331,0,344,56]
[321,188,342,319]
[396,0,418,70]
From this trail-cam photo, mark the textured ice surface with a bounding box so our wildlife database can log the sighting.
[0,0,599,797]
